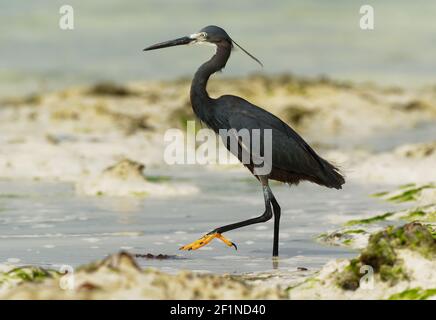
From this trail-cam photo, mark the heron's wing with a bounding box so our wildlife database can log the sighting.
[226,111,324,177]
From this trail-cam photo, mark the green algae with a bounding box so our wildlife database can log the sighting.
[345,203,435,230]
[428,225,436,239]
[6,267,52,282]
[317,229,367,248]
[399,205,436,223]
[405,210,426,218]
[287,277,321,292]
[372,184,435,203]
[399,183,416,189]
[0,194,25,199]
[343,229,366,235]
[387,187,426,203]
[371,191,389,198]
[388,287,436,300]
[345,212,394,226]
[0,266,57,287]
[145,175,171,183]
[336,222,436,290]
[316,229,366,245]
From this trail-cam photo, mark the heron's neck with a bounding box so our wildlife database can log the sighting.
[190,44,231,120]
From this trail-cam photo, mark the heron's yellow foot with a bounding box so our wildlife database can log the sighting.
[179,232,237,251]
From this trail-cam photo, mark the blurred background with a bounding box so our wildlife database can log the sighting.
[1,0,436,97]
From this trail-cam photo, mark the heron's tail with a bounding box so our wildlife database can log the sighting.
[318,159,345,189]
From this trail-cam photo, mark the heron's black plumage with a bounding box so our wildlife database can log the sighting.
[213,95,344,188]
[144,25,345,256]
[188,26,344,189]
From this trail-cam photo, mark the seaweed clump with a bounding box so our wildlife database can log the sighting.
[336,222,436,290]
[388,287,436,300]
[134,253,178,260]
[372,183,435,203]
[88,82,134,97]
[400,205,436,223]
[0,266,57,289]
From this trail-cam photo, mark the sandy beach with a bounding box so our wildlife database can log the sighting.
[0,75,435,299]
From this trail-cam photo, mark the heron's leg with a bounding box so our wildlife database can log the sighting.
[180,176,274,251]
[270,194,281,257]
[213,183,273,234]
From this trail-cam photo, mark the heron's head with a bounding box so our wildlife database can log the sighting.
[143,25,262,66]
[193,26,233,46]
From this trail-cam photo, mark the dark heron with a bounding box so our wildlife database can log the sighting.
[144,26,345,257]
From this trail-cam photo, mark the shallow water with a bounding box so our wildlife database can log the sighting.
[0,167,406,275]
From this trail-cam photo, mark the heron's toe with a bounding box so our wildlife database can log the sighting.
[216,233,237,250]
[179,234,214,251]
[179,233,237,251]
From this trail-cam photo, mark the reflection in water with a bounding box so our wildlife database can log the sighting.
[272,257,279,270]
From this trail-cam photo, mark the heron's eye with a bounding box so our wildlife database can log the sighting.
[200,32,208,39]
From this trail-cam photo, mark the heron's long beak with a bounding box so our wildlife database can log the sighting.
[143,36,194,51]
